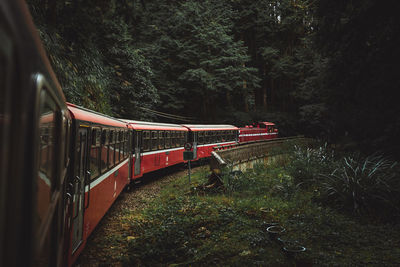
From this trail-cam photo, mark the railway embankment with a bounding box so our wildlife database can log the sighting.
[77,140,400,266]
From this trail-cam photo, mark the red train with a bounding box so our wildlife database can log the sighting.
[238,122,278,142]
[0,1,277,266]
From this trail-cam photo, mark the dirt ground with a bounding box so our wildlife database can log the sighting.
[74,165,199,266]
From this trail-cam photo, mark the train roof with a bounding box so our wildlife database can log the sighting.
[121,119,188,131]
[181,124,238,131]
[67,103,127,128]
[258,122,276,126]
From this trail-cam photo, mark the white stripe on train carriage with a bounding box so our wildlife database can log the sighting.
[85,158,129,192]
[38,170,51,187]
[238,133,277,137]
[197,141,236,147]
[141,146,185,156]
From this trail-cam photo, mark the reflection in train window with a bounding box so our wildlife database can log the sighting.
[37,89,59,236]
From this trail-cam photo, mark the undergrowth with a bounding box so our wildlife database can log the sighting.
[114,146,400,266]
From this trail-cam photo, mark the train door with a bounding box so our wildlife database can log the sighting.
[71,127,89,253]
[134,131,142,176]
[128,130,133,180]
[192,131,198,159]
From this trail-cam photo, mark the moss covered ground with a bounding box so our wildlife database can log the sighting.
[106,163,400,266]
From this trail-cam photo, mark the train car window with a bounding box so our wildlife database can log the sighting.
[151,131,158,151]
[143,131,150,151]
[115,131,120,163]
[123,131,128,158]
[175,132,180,147]
[198,131,204,145]
[170,131,175,148]
[182,132,186,146]
[108,130,115,168]
[119,130,123,162]
[158,131,164,149]
[90,128,100,180]
[165,131,170,148]
[36,88,62,254]
[171,131,176,148]
[100,129,108,172]
[121,131,125,159]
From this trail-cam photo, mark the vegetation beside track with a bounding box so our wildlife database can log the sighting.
[78,144,400,266]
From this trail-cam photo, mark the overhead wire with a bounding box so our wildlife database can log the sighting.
[138,107,198,122]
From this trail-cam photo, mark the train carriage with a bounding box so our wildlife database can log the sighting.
[1,1,71,266]
[66,103,130,265]
[122,120,188,180]
[181,125,239,159]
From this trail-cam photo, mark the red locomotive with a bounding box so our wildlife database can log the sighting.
[0,1,278,266]
[238,122,278,143]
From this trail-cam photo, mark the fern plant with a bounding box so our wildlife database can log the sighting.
[320,154,399,217]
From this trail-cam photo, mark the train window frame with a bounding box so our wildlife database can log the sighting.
[108,129,115,168]
[101,129,108,172]
[143,130,150,152]
[35,75,65,261]
[151,131,158,151]
[90,127,101,180]
[158,131,164,150]
[198,131,204,145]
[176,131,180,147]
[165,131,170,148]
[171,131,176,148]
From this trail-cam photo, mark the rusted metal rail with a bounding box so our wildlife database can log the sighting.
[210,136,309,174]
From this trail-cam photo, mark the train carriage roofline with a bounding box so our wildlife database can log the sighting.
[121,119,188,131]
[181,124,239,131]
[67,103,127,127]
[258,122,276,125]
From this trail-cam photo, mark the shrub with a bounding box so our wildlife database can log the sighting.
[287,143,337,187]
[319,154,400,218]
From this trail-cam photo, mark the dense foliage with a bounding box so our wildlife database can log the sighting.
[27,0,400,156]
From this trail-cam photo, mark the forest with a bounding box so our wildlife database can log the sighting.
[27,0,400,157]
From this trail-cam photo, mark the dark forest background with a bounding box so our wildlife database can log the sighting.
[27,0,400,157]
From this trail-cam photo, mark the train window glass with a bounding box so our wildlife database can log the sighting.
[143,131,150,151]
[170,131,175,148]
[125,131,130,158]
[121,131,125,159]
[120,131,124,161]
[37,89,60,239]
[175,131,180,147]
[176,132,180,146]
[101,129,108,172]
[178,132,183,146]
[171,131,175,148]
[151,131,158,150]
[108,130,115,168]
[90,129,100,179]
[165,131,170,148]
[158,131,164,149]
[119,130,124,162]
[198,131,204,145]
[115,131,120,163]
